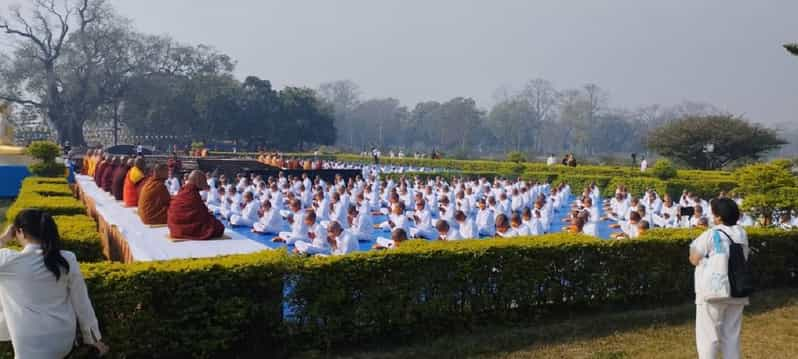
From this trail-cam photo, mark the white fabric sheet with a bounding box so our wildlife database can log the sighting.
[75,175,269,262]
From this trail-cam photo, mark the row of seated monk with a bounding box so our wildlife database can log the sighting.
[82,152,225,241]
[258,153,324,170]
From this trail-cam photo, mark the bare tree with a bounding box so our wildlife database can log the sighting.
[0,0,105,145]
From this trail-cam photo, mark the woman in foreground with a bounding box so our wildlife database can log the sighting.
[689,198,749,359]
[0,209,109,358]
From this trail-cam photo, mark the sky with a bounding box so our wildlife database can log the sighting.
[4,0,798,125]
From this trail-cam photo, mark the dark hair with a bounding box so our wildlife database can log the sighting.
[711,198,740,225]
[12,209,69,280]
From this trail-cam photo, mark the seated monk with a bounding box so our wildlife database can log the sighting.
[167,170,225,240]
[123,157,147,207]
[138,164,171,225]
[101,157,120,193]
[111,157,131,201]
[93,155,108,185]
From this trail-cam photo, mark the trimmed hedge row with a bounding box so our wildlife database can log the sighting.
[6,177,104,262]
[51,228,798,357]
[81,250,289,357]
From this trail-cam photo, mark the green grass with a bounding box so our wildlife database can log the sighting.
[324,288,798,359]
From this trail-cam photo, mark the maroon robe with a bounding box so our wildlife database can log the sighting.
[167,183,225,240]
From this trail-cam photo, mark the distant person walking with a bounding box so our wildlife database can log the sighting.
[0,209,109,358]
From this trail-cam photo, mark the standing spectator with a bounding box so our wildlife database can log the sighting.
[631,152,637,166]
[61,141,71,157]
[136,143,144,157]
[0,209,109,357]
[689,198,749,359]
[546,154,557,166]
[640,156,648,172]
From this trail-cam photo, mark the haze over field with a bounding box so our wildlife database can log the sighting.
[85,0,798,125]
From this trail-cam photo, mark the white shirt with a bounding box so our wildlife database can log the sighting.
[0,245,101,358]
[458,218,479,239]
[332,231,359,255]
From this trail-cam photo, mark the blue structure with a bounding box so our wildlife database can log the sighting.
[0,165,29,198]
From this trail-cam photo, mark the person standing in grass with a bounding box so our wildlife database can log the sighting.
[0,209,109,358]
[689,198,749,359]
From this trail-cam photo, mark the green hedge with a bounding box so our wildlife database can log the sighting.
[81,251,289,357]
[0,223,794,356]
[285,229,798,349]
[53,215,104,262]
[5,177,104,262]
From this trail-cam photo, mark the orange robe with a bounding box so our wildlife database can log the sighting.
[167,183,225,240]
[137,177,171,225]
[123,167,146,207]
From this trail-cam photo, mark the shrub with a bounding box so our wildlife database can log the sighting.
[81,250,289,357]
[604,177,667,197]
[53,215,104,262]
[28,160,66,178]
[651,159,678,180]
[734,163,796,196]
[26,140,60,162]
[506,151,525,163]
[5,178,102,261]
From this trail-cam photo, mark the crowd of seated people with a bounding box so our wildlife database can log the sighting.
[81,149,786,257]
[600,186,756,239]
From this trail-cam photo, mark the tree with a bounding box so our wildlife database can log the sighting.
[735,163,797,225]
[785,43,798,56]
[318,80,360,149]
[278,87,336,151]
[647,115,786,169]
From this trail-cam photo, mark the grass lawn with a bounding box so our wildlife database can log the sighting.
[329,288,798,359]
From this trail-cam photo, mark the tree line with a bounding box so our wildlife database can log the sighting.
[0,0,789,162]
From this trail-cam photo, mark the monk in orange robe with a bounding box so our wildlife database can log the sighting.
[167,170,225,240]
[123,157,147,207]
[138,164,171,225]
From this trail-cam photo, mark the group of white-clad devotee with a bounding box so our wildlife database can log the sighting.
[158,165,773,257]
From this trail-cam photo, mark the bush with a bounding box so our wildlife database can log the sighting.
[81,250,289,357]
[604,177,667,197]
[734,163,796,196]
[53,215,104,262]
[28,160,66,178]
[506,151,526,163]
[26,141,60,162]
[285,229,798,349]
[0,218,793,357]
[5,178,102,262]
[651,159,677,180]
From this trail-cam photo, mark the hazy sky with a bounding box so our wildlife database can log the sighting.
[5,0,798,125]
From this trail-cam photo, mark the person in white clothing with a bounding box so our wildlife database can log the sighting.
[410,200,437,240]
[435,220,462,241]
[327,221,359,255]
[546,154,557,166]
[347,205,373,241]
[640,157,648,172]
[294,212,331,255]
[252,200,285,234]
[0,209,109,358]
[689,198,749,359]
[273,200,308,244]
[455,210,478,239]
[475,198,496,237]
[230,191,260,227]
